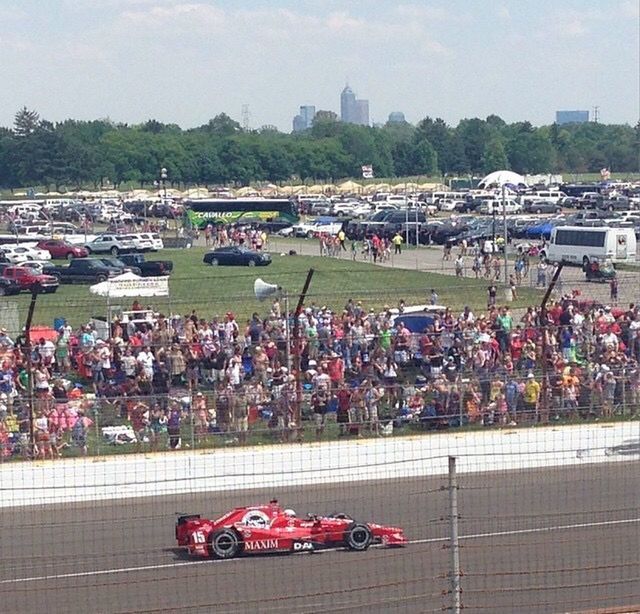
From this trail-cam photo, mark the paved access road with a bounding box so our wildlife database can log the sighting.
[1,462,638,613]
[266,236,640,308]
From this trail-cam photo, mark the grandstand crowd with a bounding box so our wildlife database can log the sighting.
[0,285,639,459]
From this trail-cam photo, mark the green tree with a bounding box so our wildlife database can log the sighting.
[13,107,40,137]
[481,137,509,173]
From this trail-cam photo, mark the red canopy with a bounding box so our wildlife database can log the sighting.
[28,326,58,343]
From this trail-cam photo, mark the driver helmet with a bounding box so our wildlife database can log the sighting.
[283,509,296,518]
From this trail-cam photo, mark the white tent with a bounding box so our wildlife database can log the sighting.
[478,170,527,188]
[90,271,169,298]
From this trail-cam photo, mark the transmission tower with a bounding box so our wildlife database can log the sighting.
[592,106,599,123]
[241,104,251,131]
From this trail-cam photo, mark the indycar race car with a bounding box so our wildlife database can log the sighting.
[175,500,407,559]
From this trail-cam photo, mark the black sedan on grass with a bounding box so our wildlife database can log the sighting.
[203,246,272,267]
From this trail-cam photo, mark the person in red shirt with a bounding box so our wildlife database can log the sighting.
[327,353,344,389]
[335,384,351,435]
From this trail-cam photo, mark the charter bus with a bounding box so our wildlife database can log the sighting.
[544,225,637,268]
[184,198,299,228]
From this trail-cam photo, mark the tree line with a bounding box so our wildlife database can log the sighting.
[0,107,638,190]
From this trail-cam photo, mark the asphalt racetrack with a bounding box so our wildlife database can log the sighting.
[1,462,639,613]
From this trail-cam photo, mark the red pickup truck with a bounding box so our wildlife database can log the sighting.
[1,265,59,293]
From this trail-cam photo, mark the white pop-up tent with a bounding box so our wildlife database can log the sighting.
[90,272,171,339]
[89,271,169,298]
[478,170,527,189]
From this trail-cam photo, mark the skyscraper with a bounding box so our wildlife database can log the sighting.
[340,85,369,126]
[355,99,369,126]
[340,86,357,123]
[555,110,589,125]
[300,105,316,128]
[292,105,316,132]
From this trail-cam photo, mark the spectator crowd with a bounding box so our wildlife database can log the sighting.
[1,284,639,460]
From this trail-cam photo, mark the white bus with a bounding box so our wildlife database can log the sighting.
[545,225,637,267]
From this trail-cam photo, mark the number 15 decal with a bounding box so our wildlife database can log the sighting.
[192,531,206,544]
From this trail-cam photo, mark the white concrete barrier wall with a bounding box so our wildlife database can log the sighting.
[0,422,638,508]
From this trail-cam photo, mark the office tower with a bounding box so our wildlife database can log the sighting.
[355,99,369,126]
[555,110,589,125]
[292,105,316,132]
[340,85,369,126]
[341,86,357,123]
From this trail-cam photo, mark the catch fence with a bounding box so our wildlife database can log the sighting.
[0,422,638,613]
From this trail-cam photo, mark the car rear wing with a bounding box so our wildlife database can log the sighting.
[175,514,201,541]
[176,514,201,526]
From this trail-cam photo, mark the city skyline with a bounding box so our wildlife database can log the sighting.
[0,1,638,131]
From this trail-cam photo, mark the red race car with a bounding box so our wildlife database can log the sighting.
[175,500,407,559]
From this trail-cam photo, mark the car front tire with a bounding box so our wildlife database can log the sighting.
[247,259,256,267]
[209,258,219,266]
[111,247,119,256]
[344,522,373,551]
[208,528,242,560]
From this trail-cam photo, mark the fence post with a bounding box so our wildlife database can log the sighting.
[448,456,461,614]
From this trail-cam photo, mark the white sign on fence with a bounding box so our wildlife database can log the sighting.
[90,272,169,298]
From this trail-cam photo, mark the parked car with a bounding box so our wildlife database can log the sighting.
[477,199,522,214]
[0,245,52,264]
[121,233,155,252]
[95,256,140,275]
[1,265,59,293]
[138,232,164,251]
[48,258,121,284]
[203,247,271,267]
[523,200,562,215]
[84,234,137,255]
[36,239,89,260]
[598,197,633,212]
[117,253,173,277]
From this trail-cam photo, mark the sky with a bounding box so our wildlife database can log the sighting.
[0,0,638,131]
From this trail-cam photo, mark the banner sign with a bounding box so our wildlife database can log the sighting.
[111,276,168,296]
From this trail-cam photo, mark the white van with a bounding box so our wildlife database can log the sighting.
[520,190,567,206]
[544,226,637,267]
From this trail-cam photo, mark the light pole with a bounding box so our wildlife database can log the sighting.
[158,167,170,235]
[501,184,509,285]
[160,167,168,199]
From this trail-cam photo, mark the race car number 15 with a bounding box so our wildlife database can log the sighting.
[192,531,206,544]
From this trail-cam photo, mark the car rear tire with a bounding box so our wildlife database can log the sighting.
[209,258,219,266]
[535,208,542,214]
[66,253,74,261]
[208,528,243,560]
[345,522,372,551]
[96,274,107,283]
[111,246,119,256]
[247,259,256,267]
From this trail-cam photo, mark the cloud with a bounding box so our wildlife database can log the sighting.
[396,4,451,21]
[619,0,640,18]
[121,2,226,28]
[496,5,510,21]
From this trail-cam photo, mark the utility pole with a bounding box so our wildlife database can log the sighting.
[592,106,599,123]
[448,456,461,614]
